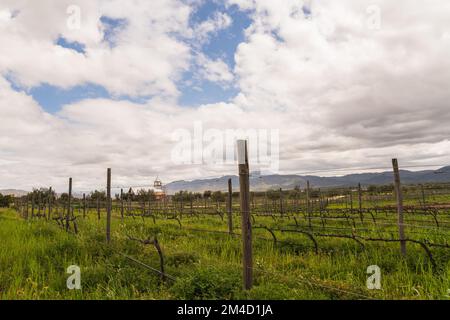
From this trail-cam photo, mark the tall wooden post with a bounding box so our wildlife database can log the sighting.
[97,198,100,220]
[48,187,52,220]
[392,159,406,256]
[25,198,29,220]
[306,180,311,229]
[83,193,86,218]
[358,183,363,223]
[180,193,184,220]
[106,168,112,243]
[421,184,426,207]
[227,178,233,234]
[120,188,124,221]
[38,193,42,217]
[279,188,283,216]
[237,140,252,290]
[31,193,35,218]
[349,188,353,213]
[66,178,72,231]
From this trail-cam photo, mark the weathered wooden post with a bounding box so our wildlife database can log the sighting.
[279,188,283,216]
[83,193,86,218]
[97,197,100,220]
[227,178,233,234]
[237,140,252,290]
[421,184,426,208]
[38,192,42,218]
[128,189,132,216]
[120,188,124,221]
[180,193,184,220]
[306,180,311,229]
[106,168,112,243]
[358,183,363,223]
[349,188,354,214]
[31,193,35,218]
[48,187,52,220]
[25,198,29,220]
[66,178,72,231]
[392,159,406,256]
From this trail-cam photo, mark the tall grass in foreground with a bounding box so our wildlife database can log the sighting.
[0,208,448,300]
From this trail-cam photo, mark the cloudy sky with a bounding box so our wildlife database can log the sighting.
[1,0,450,192]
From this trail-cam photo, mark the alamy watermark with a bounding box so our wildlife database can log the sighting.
[366,265,381,290]
[67,265,81,290]
[171,122,279,173]
[66,5,81,30]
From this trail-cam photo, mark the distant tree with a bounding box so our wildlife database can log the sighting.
[310,190,320,199]
[368,184,394,194]
[27,188,56,204]
[173,191,191,202]
[87,190,106,202]
[266,189,280,201]
[211,191,225,203]
[135,189,156,202]
[203,190,212,199]
[0,193,13,207]
[59,193,69,203]
[289,188,301,199]
[193,192,202,200]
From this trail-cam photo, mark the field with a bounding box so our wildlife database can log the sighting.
[1,185,449,300]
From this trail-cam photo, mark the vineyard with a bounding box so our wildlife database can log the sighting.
[1,160,450,300]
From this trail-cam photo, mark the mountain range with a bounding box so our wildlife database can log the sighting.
[0,189,29,197]
[2,166,450,196]
[164,166,450,193]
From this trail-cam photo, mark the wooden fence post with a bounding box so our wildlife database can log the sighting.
[120,188,124,221]
[237,140,252,290]
[421,184,426,207]
[38,192,42,217]
[358,183,363,223]
[279,188,283,216]
[349,188,354,214]
[392,159,406,257]
[97,198,100,220]
[66,178,72,231]
[106,168,112,243]
[48,187,52,220]
[31,193,35,218]
[306,180,311,229]
[25,198,29,220]
[227,178,233,234]
[83,193,86,218]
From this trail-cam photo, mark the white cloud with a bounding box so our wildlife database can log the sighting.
[1,0,450,191]
[193,11,233,45]
[0,0,192,97]
[196,54,234,84]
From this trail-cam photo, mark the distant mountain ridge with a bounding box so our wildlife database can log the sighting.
[164,166,450,194]
[2,166,450,196]
[0,189,29,197]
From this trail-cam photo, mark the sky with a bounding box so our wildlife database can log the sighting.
[1,0,450,192]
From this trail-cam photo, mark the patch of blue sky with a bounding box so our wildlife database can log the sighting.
[28,83,110,113]
[190,1,252,68]
[6,79,150,113]
[56,36,86,54]
[178,1,251,107]
[100,16,128,48]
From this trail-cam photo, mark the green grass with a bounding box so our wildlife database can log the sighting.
[0,207,449,300]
